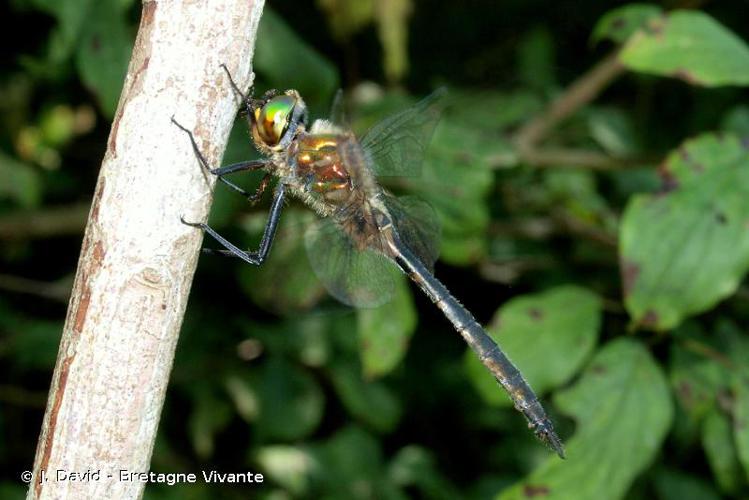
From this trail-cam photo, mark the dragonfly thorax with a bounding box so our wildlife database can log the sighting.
[292,133,353,202]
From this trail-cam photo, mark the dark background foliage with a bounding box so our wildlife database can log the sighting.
[2,1,749,498]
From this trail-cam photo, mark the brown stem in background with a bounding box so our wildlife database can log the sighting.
[495,148,656,171]
[512,50,627,165]
[0,203,89,240]
[0,273,73,302]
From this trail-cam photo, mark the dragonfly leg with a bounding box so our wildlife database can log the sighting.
[209,161,271,204]
[220,63,259,118]
[171,116,269,201]
[182,183,286,266]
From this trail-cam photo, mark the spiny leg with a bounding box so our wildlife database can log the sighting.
[182,183,287,265]
[171,116,268,201]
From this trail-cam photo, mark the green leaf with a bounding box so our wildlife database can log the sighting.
[517,28,557,91]
[721,105,749,136]
[619,10,749,87]
[27,0,95,64]
[620,133,749,330]
[357,275,416,377]
[387,445,458,500]
[702,408,743,494]
[312,426,404,500]
[652,467,721,500]
[586,107,640,157]
[374,0,411,83]
[668,332,726,423]
[419,119,495,264]
[252,356,325,441]
[591,4,663,45]
[733,374,749,483]
[2,303,61,370]
[465,285,601,407]
[316,0,374,41]
[242,314,335,368]
[224,375,259,422]
[0,151,41,207]
[447,89,544,132]
[254,445,319,496]
[328,360,402,432]
[0,482,25,500]
[74,1,133,118]
[255,8,339,114]
[187,385,233,458]
[499,339,673,500]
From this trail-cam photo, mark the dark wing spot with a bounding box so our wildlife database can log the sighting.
[715,212,728,225]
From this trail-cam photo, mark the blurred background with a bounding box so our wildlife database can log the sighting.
[2,0,749,498]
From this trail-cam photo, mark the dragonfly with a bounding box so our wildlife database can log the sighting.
[172,66,564,458]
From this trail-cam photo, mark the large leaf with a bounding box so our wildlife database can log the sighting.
[619,10,749,87]
[620,133,749,330]
[591,4,663,45]
[466,285,601,406]
[499,339,673,500]
[356,274,416,378]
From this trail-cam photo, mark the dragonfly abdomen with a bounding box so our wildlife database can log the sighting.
[390,238,565,458]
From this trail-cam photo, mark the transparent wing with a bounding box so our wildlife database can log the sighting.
[384,194,441,271]
[360,87,447,177]
[329,89,348,127]
[304,217,399,308]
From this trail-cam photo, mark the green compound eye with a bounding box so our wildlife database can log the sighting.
[254,95,296,146]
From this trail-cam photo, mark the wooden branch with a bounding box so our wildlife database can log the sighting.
[27,1,265,498]
[513,50,625,151]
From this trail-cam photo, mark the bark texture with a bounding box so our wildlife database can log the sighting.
[27,1,265,498]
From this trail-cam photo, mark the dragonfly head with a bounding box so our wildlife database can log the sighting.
[251,90,307,153]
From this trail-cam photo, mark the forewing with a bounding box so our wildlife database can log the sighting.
[385,195,441,271]
[304,217,398,308]
[360,87,446,177]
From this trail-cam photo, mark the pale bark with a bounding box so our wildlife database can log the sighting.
[27,1,265,498]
